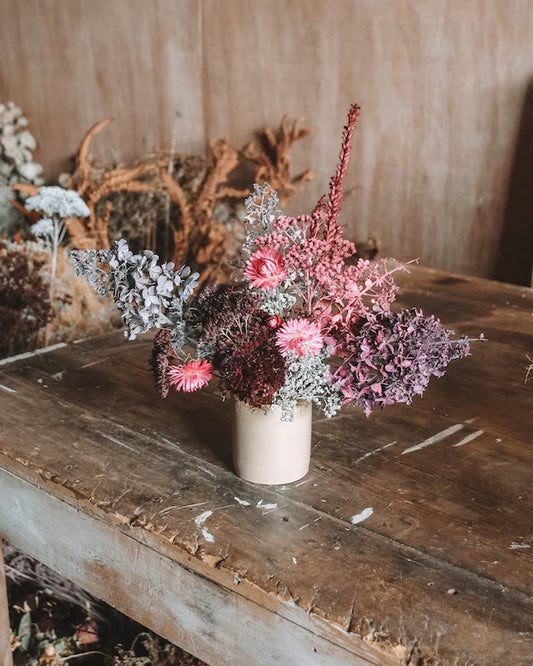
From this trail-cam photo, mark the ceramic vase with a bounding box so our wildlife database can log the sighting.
[232,399,312,485]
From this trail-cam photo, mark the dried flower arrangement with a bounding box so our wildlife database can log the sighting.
[0,189,122,358]
[15,114,314,286]
[71,105,480,424]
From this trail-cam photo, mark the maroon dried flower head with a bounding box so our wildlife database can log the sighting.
[339,308,471,416]
[196,284,263,356]
[267,314,283,330]
[221,339,286,408]
[0,241,52,358]
[149,329,174,397]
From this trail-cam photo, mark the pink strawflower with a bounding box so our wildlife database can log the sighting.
[168,359,213,392]
[276,318,324,357]
[245,248,287,291]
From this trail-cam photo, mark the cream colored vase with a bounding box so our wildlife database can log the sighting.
[232,400,312,485]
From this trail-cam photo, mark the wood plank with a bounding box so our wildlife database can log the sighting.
[0,469,390,666]
[201,0,533,281]
[0,0,204,176]
[0,351,532,663]
[0,540,13,666]
[2,2,533,280]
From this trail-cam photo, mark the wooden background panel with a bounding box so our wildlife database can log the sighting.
[202,0,533,281]
[0,0,204,174]
[0,0,532,282]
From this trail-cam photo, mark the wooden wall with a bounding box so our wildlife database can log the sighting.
[1,0,531,283]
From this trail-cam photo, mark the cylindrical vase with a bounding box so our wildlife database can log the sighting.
[232,400,312,485]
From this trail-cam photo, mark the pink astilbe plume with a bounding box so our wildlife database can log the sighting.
[326,103,361,233]
[168,359,213,392]
[245,248,287,290]
[251,104,408,332]
[276,318,324,357]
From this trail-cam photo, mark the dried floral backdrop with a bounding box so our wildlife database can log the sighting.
[0,103,320,359]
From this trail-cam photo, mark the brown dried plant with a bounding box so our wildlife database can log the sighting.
[242,115,315,204]
[159,137,250,285]
[60,118,158,249]
[13,115,314,285]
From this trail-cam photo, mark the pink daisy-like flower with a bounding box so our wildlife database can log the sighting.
[168,359,213,392]
[276,318,324,358]
[244,248,287,291]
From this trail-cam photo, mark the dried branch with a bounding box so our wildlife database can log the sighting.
[242,115,315,204]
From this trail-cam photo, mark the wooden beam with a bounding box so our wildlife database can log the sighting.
[0,540,13,666]
[0,468,393,666]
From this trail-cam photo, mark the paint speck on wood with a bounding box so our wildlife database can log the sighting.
[350,508,374,525]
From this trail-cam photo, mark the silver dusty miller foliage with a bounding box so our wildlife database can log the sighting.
[70,239,199,342]
[241,182,280,262]
[274,350,342,420]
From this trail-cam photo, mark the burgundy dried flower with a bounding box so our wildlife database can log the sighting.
[196,284,263,356]
[0,241,52,358]
[338,308,471,416]
[149,329,174,397]
[267,314,283,330]
[221,340,286,408]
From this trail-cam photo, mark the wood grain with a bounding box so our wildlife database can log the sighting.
[0,471,390,666]
[1,0,532,281]
[0,541,13,666]
[0,268,532,665]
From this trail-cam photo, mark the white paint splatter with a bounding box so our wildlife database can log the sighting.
[257,499,278,510]
[234,497,251,506]
[99,432,138,453]
[79,358,106,370]
[194,510,213,526]
[402,424,464,454]
[194,510,215,542]
[0,383,16,394]
[352,441,397,464]
[350,507,374,524]
[509,542,531,550]
[453,430,484,447]
[201,526,216,542]
[0,342,67,366]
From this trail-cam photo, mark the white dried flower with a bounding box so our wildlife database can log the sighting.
[26,186,90,219]
[30,217,54,240]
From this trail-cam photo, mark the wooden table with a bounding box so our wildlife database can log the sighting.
[0,266,532,665]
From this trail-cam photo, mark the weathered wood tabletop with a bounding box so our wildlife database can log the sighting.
[0,266,532,665]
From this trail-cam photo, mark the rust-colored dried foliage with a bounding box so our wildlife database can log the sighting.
[242,115,315,205]
[14,115,313,285]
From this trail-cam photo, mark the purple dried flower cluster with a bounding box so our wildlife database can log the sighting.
[338,308,471,415]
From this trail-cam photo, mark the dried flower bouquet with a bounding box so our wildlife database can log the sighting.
[71,105,476,424]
